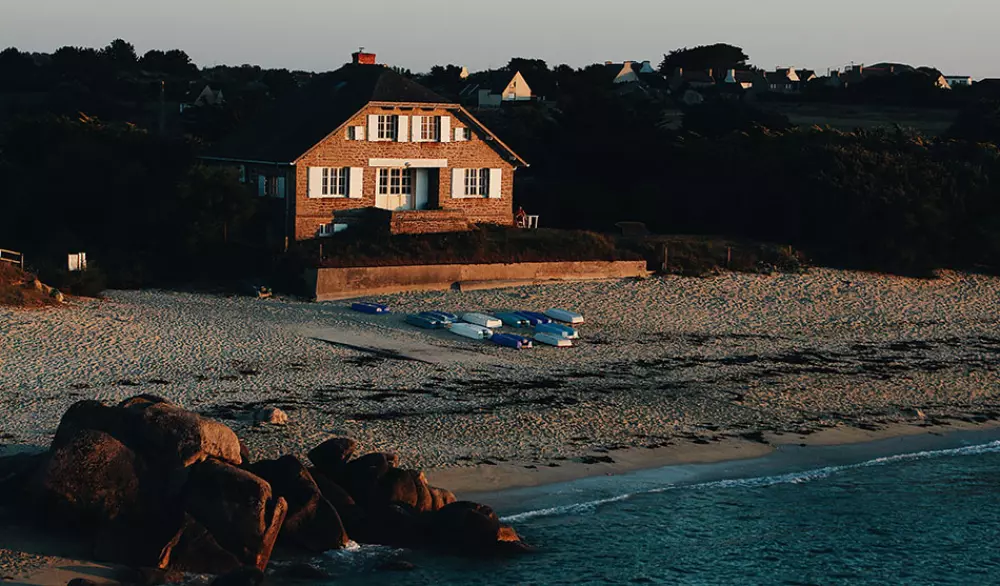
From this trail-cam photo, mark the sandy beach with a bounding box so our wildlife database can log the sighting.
[3,268,1000,580]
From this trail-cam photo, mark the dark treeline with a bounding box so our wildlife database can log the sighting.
[2,40,1000,289]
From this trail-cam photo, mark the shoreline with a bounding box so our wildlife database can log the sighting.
[429,417,1000,495]
[7,419,1000,586]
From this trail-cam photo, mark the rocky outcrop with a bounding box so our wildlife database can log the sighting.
[185,458,287,570]
[53,397,242,468]
[0,397,528,579]
[33,429,144,528]
[247,456,348,552]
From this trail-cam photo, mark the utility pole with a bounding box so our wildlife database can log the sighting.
[158,80,166,134]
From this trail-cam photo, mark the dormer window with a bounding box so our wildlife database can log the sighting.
[419,116,440,141]
[377,115,399,140]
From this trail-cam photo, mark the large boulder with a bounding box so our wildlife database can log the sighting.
[428,487,457,512]
[184,458,287,569]
[376,469,433,513]
[362,503,419,547]
[33,429,144,529]
[425,502,501,552]
[248,456,348,552]
[343,452,397,504]
[52,398,242,469]
[167,515,244,575]
[307,438,357,480]
[308,467,366,538]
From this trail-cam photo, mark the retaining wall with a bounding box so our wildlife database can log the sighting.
[308,260,649,301]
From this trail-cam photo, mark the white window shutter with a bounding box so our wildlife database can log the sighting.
[451,168,465,198]
[440,116,451,142]
[355,126,365,141]
[368,115,379,141]
[257,175,266,197]
[454,127,466,142]
[348,168,363,198]
[308,168,322,198]
[411,116,423,142]
[276,176,286,199]
[488,169,502,199]
[397,115,409,142]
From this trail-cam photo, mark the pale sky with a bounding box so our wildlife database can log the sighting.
[2,0,998,78]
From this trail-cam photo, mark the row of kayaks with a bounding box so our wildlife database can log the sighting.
[352,303,584,325]
[356,305,583,348]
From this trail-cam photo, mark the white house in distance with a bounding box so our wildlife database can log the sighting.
[606,60,656,84]
[461,71,533,108]
[945,75,974,88]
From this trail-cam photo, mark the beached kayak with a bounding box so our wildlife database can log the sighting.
[536,322,580,340]
[535,332,573,347]
[462,312,503,329]
[406,314,444,329]
[449,323,493,340]
[421,311,459,323]
[495,312,531,328]
[351,302,390,314]
[515,311,552,326]
[490,333,533,349]
[545,308,585,324]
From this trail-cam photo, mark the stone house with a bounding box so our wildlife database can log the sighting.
[205,52,528,242]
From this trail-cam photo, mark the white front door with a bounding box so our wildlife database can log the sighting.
[414,169,429,210]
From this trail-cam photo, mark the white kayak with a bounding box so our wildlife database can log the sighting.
[545,308,585,324]
[450,322,493,340]
[461,312,503,329]
[535,332,573,347]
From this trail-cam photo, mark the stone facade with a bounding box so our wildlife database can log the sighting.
[292,104,517,240]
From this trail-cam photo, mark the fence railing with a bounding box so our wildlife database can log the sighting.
[0,248,24,269]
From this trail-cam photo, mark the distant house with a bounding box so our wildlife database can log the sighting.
[180,84,224,112]
[669,68,717,91]
[724,69,766,90]
[604,60,656,84]
[765,68,801,93]
[945,75,974,88]
[460,70,533,108]
[204,52,528,242]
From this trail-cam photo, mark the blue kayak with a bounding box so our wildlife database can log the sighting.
[495,311,531,328]
[515,311,552,326]
[536,322,579,340]
[491,333,533,349]
[352,302,390,314]
[421,311,459,323]
[406,314,444,329]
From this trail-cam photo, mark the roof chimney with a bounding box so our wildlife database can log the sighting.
[352,48,376,65]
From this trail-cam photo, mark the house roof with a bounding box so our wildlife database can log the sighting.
[206,64,451,163]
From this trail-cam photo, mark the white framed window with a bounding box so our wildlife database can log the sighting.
[377,115,398,140]
[420,116,440,141]
[318,223,334,237]
[455,127,471,142]
[463,168,490,197]
[321,167,349,197]
[378,168,412,195]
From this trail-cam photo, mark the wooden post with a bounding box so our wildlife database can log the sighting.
[319,243,324,261]
[284,236,289,253]
[727,246,732,268]
[661,244,669,273]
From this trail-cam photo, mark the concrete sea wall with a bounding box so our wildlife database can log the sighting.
[308,260,649,301]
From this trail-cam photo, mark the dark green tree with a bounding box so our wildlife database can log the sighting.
[658,44,749,75]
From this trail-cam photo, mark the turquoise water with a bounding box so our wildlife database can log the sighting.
[312,432,1000,585]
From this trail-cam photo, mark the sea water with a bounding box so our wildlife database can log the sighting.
[309,431,1000,585]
